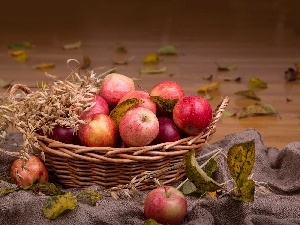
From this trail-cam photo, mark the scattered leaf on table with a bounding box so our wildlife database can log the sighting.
[115,43,127,53]
[8,41,32,50]
[144,218,158,225]
[112,56,135,65]
[157,45,177,55]
[76,189,103,206]
[221,75,241,82]
[295,63,300,72]
[62,41,82,50]
[234,89,261,100]
[110,98,144,125]
[284,68,299,81]
[227,140,255,202]
[43,192,77,219]
[140,67,166,74]
[236,103,277,118]
[286,98,292,102]
[215,63,237,71]
[222,110,236,117]
[150,96,178,112]
[197,81,221,93]
[203,74,213,81]
[0,78,12,88]
[81,55,91,69]
[184,149,222,192]
[32,63,55,70]
[8,50,28,62]
[143,53,159,64]
[248,77,267,89]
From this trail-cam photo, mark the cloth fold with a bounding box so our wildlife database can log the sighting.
[1,128,300,225]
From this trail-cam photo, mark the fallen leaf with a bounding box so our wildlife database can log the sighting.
[221,75,241,82]
[248,77,267,89]
[140,67,166,74]
[0,78,12,88]
[215,63,237,71]
[81,55,91,69]
[32,63,55,70]
[285,67,300,81]
[197,81,221,93]
[157,45,177,55]
[234,89,261,100]
[150,96,178,112]
[76,189,103,206]
[8,50,28,62]
[62,41,82,50]
[114,43,127,53]
[29,182,65,196]
[221,111,236,117]
[43,192,77,219]
[110,98,144,125]
[236,103,277,118]
[8,41,32,50]
[143,53,159,64]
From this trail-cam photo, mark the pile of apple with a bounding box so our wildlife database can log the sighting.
[48,73,213,148]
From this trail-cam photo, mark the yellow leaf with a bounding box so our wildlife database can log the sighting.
[32,63,55,70]
[150,96,178,112]
[197,81,220,93]
[236,103,277,118]
[143,53,159,64]
[8,50,28,62]
[248,77,267,89]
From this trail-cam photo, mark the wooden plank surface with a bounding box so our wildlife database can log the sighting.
[0,0,299,149]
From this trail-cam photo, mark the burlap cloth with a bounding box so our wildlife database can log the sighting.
[1,128,300,225]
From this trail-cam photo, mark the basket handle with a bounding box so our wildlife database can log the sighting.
[9,84,33,98]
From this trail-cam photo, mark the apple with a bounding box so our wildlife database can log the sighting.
[99,73,135,109]
[119,107,159,147]
[48,125,81,145]
[144,185,187,225]
[79,95,109,119]
[10,155,48,188]
[150,80,185,115]
[173,95,213,136]
[118,90,157,114]
[78,113,119,147]
[152,117,181,144]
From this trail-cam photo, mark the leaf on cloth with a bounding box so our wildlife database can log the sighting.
[143,53,159,64]
[144,218,158,225]
[8,41,32,50]
[0,78,12,88]
[248,77,267,89]
[197,81,221,93]
[140,67,166,74]
[32,63,55,70]
[184,149,222,192]
[110,98,144,125]
[215,63,237,71]
[227,140,255,202]
[0,187,18,195]
[29,182,65,196]
[76,189,103,206]
[234,89,261,100]
[150,96,178,112]
[43,192,77,219]
[62,41,82,50]
[236,103,277,118]
[157,45,177,55]
[8,50,28,62]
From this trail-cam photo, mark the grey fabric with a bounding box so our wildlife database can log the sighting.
[1,128,300,225]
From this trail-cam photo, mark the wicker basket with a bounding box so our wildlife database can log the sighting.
[36,96,229,190]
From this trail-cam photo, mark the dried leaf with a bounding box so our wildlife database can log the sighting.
[80,55,91,69]
[150,96,178,113]
[0,187,18,196]
[143,53,159,64]
[8,50,28,62]
[285,68,300,81]
[140,67,166,74]
[76,189,103,206]
[8,41,32,50]
[197,81,221,93]
[29,182,65,196]
[110,98,144,125]
[248,77,267,89]
[184,149,222,192]
[115,43,127,53]
[236,103,277,118]
[0,78,11,88]
[32,63,55,70]
[62,41,82,50]
[157,45,177,55]
[234,89,261,100]
[221,75,241,82]
[216,63,237,71]
[227,140,255,202]
[222,111,235,117]
[43,192,77,219]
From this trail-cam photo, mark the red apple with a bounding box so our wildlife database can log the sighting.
[99,73,135,109]
[150,80,185,115]
[144,185,187,225]
[119,107,159,147]
[79,95,109,119]
[48,125,81,145]
[10,155,48,188]
[78,113,119,147]
[152,117,181,144]
[118,90,157,114]
[173,95,213,136]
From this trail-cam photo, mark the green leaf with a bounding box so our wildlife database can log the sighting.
[43,192,77,219]
[110,98,144,125]
[8,41,32,50]
[150,96,178,112]
[248,77,267,89]
[232,179,255,202]
[0,187,18,196]
[140,67,166,74]
[227,140,255,198]
[184,149,222,192]
[236,103,277,118]
[157,45,177,55]
[29,182,65,196]
[76,189,103,206]
[234,89,261,100]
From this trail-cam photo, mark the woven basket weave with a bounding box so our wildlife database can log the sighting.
[36,96,229,190]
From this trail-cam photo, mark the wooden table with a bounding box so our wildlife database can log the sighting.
[1,1,299,149]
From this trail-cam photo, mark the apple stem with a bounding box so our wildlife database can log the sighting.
[164,186,171,198]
